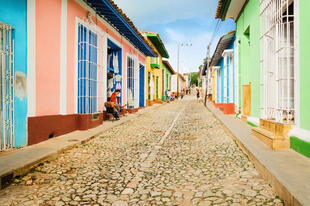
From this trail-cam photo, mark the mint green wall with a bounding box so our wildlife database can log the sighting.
[299,0,310,131]
[163,64,172,92]
[236,0,260,119]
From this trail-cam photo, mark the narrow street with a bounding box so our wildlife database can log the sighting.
[0,97,282,206]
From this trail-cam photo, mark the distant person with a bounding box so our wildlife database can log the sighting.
[196,88,200,103]
[167,90,171,102]
[181,90,184,99]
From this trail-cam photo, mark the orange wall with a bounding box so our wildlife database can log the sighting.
[36,0,61,116]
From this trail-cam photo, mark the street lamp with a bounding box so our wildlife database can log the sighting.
[177,43,192,97]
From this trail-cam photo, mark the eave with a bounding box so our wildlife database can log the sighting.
[162,60,176,74]
[215,0,247,21]
[84,0,156,57]
[143,32,169,58]
[151,63,160,69]
[210,31,235,67]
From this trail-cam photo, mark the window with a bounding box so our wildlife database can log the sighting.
[127,57,135,108]
[0,22,14,151]
[77,23,98,114]
[260,0,295,123]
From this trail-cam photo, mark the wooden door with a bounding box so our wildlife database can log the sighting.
[242,84,251,116]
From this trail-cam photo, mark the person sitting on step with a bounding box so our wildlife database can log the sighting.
[104,97,120,120]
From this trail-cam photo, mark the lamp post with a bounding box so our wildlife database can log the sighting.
[177,43,192,97]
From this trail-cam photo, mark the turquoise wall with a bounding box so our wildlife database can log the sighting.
[236,0,260,118]
[299,0,310,131]
[0,0,28,147]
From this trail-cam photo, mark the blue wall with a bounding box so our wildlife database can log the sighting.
[216,35,236,104]
[0,0,28,147]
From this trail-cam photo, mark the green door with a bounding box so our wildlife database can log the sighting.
[156,77,159,99]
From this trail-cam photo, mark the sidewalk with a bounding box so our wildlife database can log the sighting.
[205,102,310,206]
[0,104,163,189]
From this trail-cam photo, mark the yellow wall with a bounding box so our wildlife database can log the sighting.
[212,69,216,101]
[145,39,164,101]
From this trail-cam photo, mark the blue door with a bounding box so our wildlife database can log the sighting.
[139,64,145,107]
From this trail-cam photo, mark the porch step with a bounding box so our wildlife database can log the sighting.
[252,127,290,150]
[259,119,292,137]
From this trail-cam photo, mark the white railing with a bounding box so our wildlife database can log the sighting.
[0,22,14,151]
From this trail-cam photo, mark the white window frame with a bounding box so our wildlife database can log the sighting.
[75,18,101,114]
[126,54,135,108]
[260,0,297,123]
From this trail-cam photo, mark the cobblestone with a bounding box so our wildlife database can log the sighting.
[0,97,283,205]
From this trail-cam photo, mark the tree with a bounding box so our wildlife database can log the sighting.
[190,72,198,86]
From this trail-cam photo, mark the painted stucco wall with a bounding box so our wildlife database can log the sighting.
[236,0,260,119]
[145,39,163,101]
[299,0,310,131]
[36,0,62,116]
[35,0,146,115]
[0,0,28,147]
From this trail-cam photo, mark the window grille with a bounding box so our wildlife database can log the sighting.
[260,0,295,123]
[77,23,98,114]
[0,22,14,151]
[127,57,135,108]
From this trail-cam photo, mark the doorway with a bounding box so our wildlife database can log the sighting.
[107,39,122,105]
[139,64,145,107]
[242,84,251,116]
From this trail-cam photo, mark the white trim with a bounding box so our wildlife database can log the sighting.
[294,0,300,127]
[289,127,310,143]
[60,0,68,115]
[222,49,233,57]
[102,32,108,103]
[107,33,122,49]
[76,0,147,59]
[248,116,260,126]
[74,19,78,113]
[27,0,36,117]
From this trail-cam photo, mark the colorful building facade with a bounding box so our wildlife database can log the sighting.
[140,31,169,105]
[210,31,237,114]
[162,60,175,98]
[216,0,310,157]
[0,0,28,150]
[0,0,156,150]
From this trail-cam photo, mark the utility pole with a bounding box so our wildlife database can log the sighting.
[177,43,192,97]
[177,44,180,97]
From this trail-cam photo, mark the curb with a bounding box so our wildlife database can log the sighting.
[204,102,302,206]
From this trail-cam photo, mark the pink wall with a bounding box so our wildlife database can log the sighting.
[36,0,62,116]
[36,0,146,116]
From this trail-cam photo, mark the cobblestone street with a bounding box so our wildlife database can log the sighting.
[0,97,283,206]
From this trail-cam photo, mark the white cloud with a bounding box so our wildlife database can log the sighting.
[113,0,217,26]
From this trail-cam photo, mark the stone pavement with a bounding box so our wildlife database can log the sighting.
[205,101,310,206]
[0,104,163,188]
[0,96,283,205]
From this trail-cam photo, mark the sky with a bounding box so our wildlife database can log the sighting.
[113,0,236,74]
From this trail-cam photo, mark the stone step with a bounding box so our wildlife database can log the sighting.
[259,119,293,137]
[252,127,290,150]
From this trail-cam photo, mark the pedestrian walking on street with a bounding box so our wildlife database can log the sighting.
[196,88,200,102]
[181,90,184,99]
